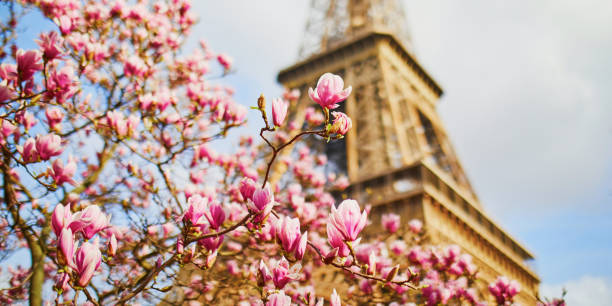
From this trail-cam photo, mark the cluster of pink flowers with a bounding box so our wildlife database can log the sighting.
[489,276,521,305]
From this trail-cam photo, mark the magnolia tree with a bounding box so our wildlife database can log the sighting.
[0,1,566,305]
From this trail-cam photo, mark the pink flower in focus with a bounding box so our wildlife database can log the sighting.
[381,213,400,234]
[36,31,64,61]
[272,98,289,127]
[69,205,109,240]
[57,227,75,267]
[271,257,300,289]
[18,138,38,163]
[75,240,102,287]
[326,224,350,257]
[248,186,275,222]
[52,203,72,236]
[275,216,308,260]
[35,134,63,160]
[330,199,367,242]
[308,73,352,109]
[16,49,43,81]
[329,112,352,135]
[266,290,291,306]
[408,219,423,234]
[203,201,226,230]
[183,194,208,226]
[239,178,257,201]
[50,157,77,186]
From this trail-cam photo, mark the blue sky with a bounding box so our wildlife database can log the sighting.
[5,1,612,304]
[190,1,612,304]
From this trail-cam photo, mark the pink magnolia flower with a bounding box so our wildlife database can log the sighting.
[75,240,102,287]
[50,156,77,186]
[272,98,289,127]
[271,257,300,289]
[217,54,232,71]
[198,226,224,253]
[18,138,38,163]
[183,194,208,226]
[16,49,43,81]
[489,276,520,305]
[329,112,352,135]
[203,201,226,230]
[381,213,400,234]
[266,290,291,306]
[330,199,367,242]
[45,65,78,104]
[330,288,341,306]
[308,73,352,109]
[57,227,75,267]
[52,203,73,236]
[108,234,117,257]
[35,134,63,160]
[1,119,15,139]
[248,186,275,222]
[69,205,109,240]
[326,224,350,257]
[45,108,64,131]
[257,260,272,286]
[408,219,423,234]
[239,177,257,201]
[36,31,64,61]
[275,216,308,260]
[16,111,38,131]
[0,85,14,103]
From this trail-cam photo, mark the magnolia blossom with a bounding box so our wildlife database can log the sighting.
[408,219,423,234]
[217,54,232,71]
[331,288,341,306]
[326,223,350,257]
[16,49,43,81]
[489,276,521,305]
[52,203,72,236]
[49,157,77,186]
[266,290,291,306]
[57,228,75,267]
[308,73,352,109]
[329,112,352,135]
[35,134,63,160]
[69,205,109,240]
[381,213,400,234]
[330,199,367,242]
[270,257,301,289]
[248,186,275,223]
[272,98,289,127]
[75,240,102,287]
[275,216,308,260]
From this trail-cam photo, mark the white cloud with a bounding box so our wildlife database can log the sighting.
[540,276,612,306]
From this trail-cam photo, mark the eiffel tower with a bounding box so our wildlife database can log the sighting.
[277,0,540,303]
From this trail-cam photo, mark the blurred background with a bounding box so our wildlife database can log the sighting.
[190,1,612,305]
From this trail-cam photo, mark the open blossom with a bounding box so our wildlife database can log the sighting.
[270,257,301,289]
[203,201,226,230]
[45,65,78,104]
[489,276,520,305]
[248,186,275,222]
[308,73,352,109]
[16,49,43,81]
[45,108,64,131]
[18,138,38,163]
[183,194,208,226]
[326,223,350,257]
[69,205,109,240]
[36,31,64,61]
[239,178,257,201]
[272,98,289,127]
[75,240,102,287]
[330,199,367,242]
[276,216,308,260]
[381,213,400,234]
[266,290,292,306]
[329,112,352,135]
[35,134,63,160]
[50,156,77,186]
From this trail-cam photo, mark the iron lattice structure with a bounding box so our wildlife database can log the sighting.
[277,0,541,304]
[299,0,413,59]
